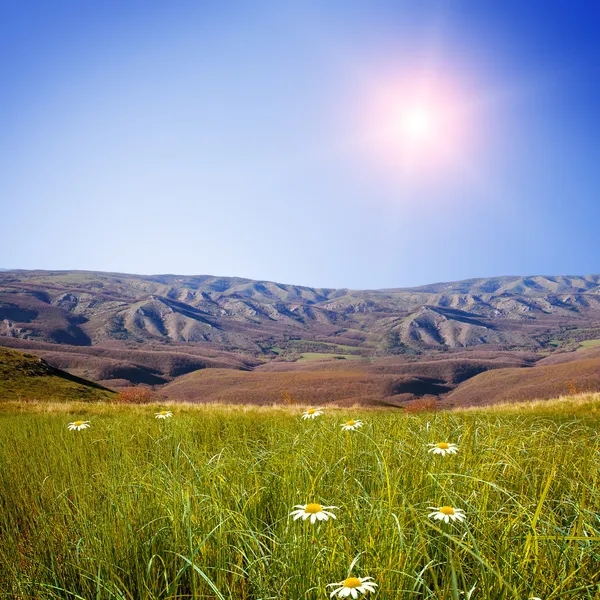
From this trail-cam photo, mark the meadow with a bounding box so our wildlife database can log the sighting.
[579,339,600,349]
[296,353,362,362]
[1,396,600,599]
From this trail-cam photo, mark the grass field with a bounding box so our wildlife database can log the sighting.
[286,341,364,355]
[297,353,363,362]
[579,339,600,349]
[1,396,600,599]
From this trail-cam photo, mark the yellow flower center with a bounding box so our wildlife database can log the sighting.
[343,577,362,588]
[73,420,84,426]
[346,420,356,426]
[305,503,323,514]
[159,411,168,416]
[437,442,450,449]
[440,506,455,515]
[307,408,317,414]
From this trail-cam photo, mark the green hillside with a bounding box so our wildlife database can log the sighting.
[0,347,114,402]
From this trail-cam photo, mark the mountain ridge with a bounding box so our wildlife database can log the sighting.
[3,268,599,293]
[1,269,600,355]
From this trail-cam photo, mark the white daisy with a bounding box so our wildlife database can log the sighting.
[428,505,466,524]
[427,442,458,456]
[67,420,90,431]
[328,576,378,598]
[290,503,338,524]
[302,407,324,419]
[155,410,173,419]
[341,419,363,431]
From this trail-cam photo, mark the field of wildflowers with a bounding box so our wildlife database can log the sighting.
[1,397,599,599]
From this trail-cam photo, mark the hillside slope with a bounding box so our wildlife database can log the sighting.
[444,356,600,407]
[0,337,261,387]
[0,347,114,402]
[160,351,540,406]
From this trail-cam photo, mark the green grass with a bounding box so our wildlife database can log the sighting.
[297,352,363,361]
[578,338,600,349]
[290,341,362,352]
[284,340,365,355]
[1,397,600,599]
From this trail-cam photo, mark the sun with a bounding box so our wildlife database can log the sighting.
[359,70,473,179]
[392,97,452,169]
[400,105,437,142]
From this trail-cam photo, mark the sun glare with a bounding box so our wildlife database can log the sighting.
[391,92,457,167]
[400,105,437,142]
[360,70,473,180]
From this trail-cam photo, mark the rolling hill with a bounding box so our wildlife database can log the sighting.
[444,356,600,407]
[0,347,114,402]
[159,350,537,406]
[0,337,260,388]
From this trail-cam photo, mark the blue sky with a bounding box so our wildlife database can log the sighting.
[1,1,599,289]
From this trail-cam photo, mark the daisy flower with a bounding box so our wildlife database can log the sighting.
[290,503,338,524]
[327,576,378,598]
[428,442,458,456]
[68,420,90,431]
[428,505,466,524]
[155,410,173,419]
[302,407,323,420]
[341,419,363,431]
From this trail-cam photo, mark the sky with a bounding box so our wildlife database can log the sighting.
[1,0,599,289]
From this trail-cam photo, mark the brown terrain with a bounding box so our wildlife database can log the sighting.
[1,269,600,406]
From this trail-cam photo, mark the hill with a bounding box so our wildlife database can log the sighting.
[535,345,600,366]
[0,337,260,387]
[160,351,540,406]
[160,368,394,406]
[0,347,114,402]
[444,356,600,407]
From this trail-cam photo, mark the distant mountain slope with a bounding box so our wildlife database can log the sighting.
[0,347,114,401]
[2,270,600,357]
[391,274,600,294]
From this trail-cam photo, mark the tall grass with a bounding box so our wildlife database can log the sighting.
[1,399,599,598]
